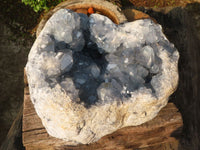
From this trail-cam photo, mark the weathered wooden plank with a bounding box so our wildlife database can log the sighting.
[23,71,183,150]
[0,106,23,150]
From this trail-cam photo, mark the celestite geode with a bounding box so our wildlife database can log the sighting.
[25,9,179,144]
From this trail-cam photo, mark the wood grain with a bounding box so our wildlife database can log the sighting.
[122,8,157,23]
[23,71,183,150]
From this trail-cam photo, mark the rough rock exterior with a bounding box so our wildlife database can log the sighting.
[25,9,179,144]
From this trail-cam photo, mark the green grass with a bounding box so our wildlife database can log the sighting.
[22,0,65,12]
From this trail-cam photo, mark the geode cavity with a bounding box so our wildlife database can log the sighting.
[25,9,179,144]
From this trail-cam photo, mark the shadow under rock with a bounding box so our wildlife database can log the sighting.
[143,3,200,150]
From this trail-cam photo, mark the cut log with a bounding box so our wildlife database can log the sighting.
[36,0,127,37]
[23,71,183,150]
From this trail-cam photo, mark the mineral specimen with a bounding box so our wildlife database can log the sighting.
[25,9,179,144]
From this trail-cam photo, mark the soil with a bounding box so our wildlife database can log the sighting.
[0,0,200,150]
[129,0,195,7]
[0,0,39,147]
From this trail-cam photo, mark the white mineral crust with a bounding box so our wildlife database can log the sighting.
[25,9,179,144]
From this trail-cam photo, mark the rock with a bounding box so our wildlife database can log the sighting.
[60,77,79,102]
[90,63,100,78]
[97,81,121,103]
[89,14,119,53]
[135,45,155,69]
[56,50,73,73]
[42,9,85,51]
[25,9,179,145]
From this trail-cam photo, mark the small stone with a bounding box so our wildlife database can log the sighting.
[60,78,79,102]
[76,78,86,85]
[106,63,119,72]
[127,64,149,78]
[136,45,155,68]
[124,58,129,63]
[89,14,120,53]
[97,82,121,102]
[111,79,122,91]
[57,50,73,73]
[90,64,100,78]
[38,34,55,52]
[150,64,160,74]
[44,9,85,52]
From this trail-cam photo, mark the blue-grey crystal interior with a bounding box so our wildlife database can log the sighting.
[34,9,176,107]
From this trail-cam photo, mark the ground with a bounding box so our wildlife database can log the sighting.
[0,0,200,149]
[0,0,38,146]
